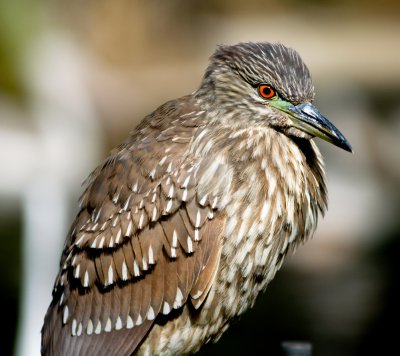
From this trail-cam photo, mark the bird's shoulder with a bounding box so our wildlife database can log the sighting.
[69,95,210,253]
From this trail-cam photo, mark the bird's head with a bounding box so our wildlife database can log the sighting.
[197,42,352,152]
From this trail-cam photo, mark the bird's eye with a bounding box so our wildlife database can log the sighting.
[258,84,276,99]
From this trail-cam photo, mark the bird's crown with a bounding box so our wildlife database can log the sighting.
[205,42,315,104]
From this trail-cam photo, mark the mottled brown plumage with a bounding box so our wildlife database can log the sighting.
[42,42,351,355]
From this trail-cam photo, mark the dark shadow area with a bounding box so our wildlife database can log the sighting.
[0,211,22,356]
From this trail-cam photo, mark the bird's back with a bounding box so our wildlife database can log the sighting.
[41,95,223,355]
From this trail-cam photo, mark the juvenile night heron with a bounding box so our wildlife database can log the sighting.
[42,42,352,355]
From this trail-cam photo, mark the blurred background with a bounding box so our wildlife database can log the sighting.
[1,1,399,355]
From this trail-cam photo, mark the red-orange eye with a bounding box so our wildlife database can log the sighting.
[258,84,276,99]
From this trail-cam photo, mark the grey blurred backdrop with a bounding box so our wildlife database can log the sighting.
[1,1,399,355]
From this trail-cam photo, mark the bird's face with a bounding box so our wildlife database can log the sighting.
[199,42,352,152]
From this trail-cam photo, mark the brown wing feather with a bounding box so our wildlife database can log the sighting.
[41,97,225,355]
[190,216,224,308]
[42,293,153,356]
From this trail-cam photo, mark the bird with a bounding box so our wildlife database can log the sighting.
[41,42,352,356]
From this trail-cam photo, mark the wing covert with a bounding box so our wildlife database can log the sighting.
[42,97,225,356]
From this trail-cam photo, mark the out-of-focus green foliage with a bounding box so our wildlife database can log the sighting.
[0,0,41,100]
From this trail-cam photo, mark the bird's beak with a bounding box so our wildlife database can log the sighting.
[269,100,353,152]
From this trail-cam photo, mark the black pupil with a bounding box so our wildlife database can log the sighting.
[262,86,272,96]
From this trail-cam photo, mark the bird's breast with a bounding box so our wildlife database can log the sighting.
[193,126,322,326]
